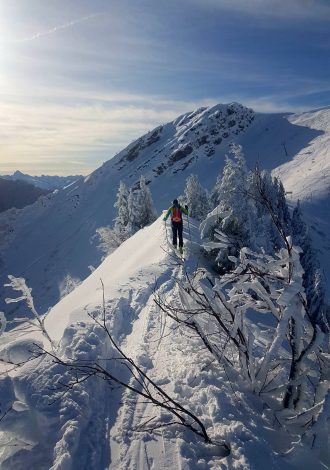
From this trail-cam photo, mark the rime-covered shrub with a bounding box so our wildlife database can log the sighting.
[59,274,81,298]
[95,226,122,259]
[4,275,53,346]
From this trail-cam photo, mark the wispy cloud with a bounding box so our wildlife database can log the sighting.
[1,0,328,175]
[22,13,100,42]
[0,91,214,175]
[184,0,330,20]
[0,82,320,172]
[0,85,325,175]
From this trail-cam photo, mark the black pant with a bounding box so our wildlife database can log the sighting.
[172,221,183,247]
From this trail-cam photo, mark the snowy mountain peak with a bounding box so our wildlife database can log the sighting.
[110,102,254,179]
[13,170,25,177]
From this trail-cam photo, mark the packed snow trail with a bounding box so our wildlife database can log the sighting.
[0,216,327,469]
[0,216,194,469]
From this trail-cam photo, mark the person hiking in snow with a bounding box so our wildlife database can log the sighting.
[163,199,188,253]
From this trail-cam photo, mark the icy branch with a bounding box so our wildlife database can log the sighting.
[4,275,54,347]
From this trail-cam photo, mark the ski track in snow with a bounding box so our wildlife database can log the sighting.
[0,218,198,469]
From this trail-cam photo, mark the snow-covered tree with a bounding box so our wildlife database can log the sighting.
[136,176,157,227]
[96,177,157,257]
[200,144,253,271]
[214,144,252,242]
[127,188,142,234]
[249,167,292,253]
[183,174,210,221]
[114,181,129,240]
[202,160,294,274]
[127,176,157,234]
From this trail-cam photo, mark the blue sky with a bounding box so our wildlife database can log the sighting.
[0,0,329,175]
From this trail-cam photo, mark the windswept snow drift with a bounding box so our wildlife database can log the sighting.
[0,216,327,469]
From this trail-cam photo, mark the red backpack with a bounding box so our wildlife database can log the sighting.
[172,206,182,222]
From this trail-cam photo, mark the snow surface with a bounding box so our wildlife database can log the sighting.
[1,103,329,323]
[273,107,330,298]
[0,216,328,469]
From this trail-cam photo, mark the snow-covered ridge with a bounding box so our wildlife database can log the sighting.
[0,103,329,319]
[0,216,327,469]
[275,106,330,201]
[112,103,254,177]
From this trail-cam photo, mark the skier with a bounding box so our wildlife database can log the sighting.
[163,199,188,254]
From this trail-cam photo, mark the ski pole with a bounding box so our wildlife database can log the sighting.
[163,217,170,247]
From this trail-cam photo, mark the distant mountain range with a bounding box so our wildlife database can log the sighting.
[0,178,50,213]
[0,103,329,319]
[1,170,82,190]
